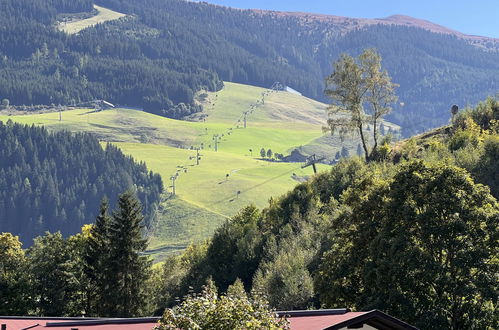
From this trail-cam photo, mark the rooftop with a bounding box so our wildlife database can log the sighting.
[1,309,418,330]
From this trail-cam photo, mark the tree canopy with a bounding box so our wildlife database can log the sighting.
[316,160,498,329]
[325,49,398,161]
[155,280,289,330]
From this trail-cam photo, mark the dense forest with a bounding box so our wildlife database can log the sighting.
[0,0,221,118]
[0,121,163,244]
[0,0,498,132]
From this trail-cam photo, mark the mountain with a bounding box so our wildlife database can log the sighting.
[0,0,498,135]
[266,11,499,50]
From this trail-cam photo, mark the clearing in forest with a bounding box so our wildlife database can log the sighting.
[58,5,126,34]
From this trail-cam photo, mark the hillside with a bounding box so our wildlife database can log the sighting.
[152,97,499,328]
[2,82,359,257]
[0,0,498,135]
[265,11,499,50]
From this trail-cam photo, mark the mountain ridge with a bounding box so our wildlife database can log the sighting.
[245,9,499,50]
[1,0,498,135]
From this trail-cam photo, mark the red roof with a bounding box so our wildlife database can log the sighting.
[2,309,418,330]
[277,309,418,330]
[286,311,368,330]
[0,317,158,330]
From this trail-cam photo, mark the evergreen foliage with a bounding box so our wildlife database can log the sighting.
[83,198,112,315]
[105,190,151,317]
[0,121,163,245]
[0,0,498,129]
[2,192,153,317]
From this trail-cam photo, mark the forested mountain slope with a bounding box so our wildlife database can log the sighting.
[0,121,163,245]
[0,0,498,134]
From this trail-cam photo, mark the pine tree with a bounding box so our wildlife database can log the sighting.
[84,198,112,316]
[105,190,151,317]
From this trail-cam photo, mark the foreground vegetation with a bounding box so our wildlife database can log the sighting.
[1,98,497,329]
[155,280,288,330]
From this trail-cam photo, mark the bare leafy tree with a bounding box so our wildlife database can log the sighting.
[325,49,398,162]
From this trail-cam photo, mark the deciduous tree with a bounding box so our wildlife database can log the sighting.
[28,232,84,316]
[155,280,289,329]
[316,161,498,329]
[0,233,29,315]
[325,49,397,162]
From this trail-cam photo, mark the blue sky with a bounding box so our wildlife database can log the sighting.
[203,0,499,38]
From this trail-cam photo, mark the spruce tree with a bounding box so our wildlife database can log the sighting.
[106,190,151,317]
[84,198,112,316]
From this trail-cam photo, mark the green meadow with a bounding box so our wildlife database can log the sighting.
[0,82,381,258]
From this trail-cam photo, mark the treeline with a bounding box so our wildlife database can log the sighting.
[152,99,499,329]
[0,0,92,25]
[1,0,498,128]
[0,55,219,118]
[0,121,163,244]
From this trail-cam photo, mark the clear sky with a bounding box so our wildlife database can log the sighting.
[202,0,499,39]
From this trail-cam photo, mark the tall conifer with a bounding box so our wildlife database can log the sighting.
[84,198,112,316]
[106,190,151,317]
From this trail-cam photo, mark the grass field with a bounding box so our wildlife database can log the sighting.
[58,5,126,34]
[0,82,373,259]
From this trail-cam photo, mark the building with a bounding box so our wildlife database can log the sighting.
[277,309,418,330]
[1,309,418,330]
[0,317,158,330]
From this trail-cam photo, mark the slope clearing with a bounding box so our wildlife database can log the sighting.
[58,5,126,34]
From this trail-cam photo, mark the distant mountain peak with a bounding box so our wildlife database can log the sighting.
[247,8,499,50]
[379,14,491,40]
